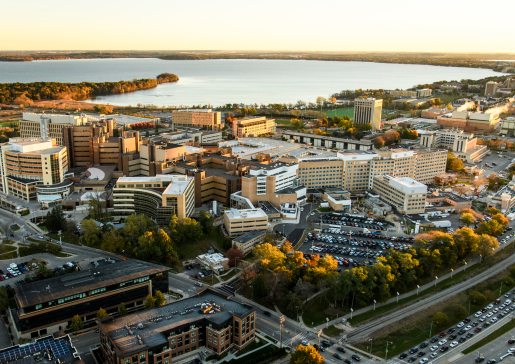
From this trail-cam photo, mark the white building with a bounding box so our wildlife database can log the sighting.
[372,175,427,214]
[420,129,488,163]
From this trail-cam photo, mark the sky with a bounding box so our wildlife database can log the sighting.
[2,0,514,53]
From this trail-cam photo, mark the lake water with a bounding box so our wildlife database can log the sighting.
[0,58,506,106]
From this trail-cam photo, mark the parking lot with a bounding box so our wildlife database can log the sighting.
[0,259,77,288]
[477,151,514,176]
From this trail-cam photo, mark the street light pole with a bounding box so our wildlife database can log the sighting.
[417,285,420,295]
[318,329,322,352]
[373,300,376,311]
[451,269,454,278]
[369,338,373,356]
[429,321,433,338]
[350,308,354,319]
[435,276,439,287]
[396,292,399,303]
[385,341,392,360]
[279,316,285,349]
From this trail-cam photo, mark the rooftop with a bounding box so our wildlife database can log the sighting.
[258,201,280,215]
[0,335,80,364]
[98,288,254,359]
[15,259,168,308]
[233,230,267,243]
[224,208,268,220]
[283,131,373,145]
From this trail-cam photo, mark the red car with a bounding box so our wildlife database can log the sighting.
[438,333,446,338]
[474,327,482,333]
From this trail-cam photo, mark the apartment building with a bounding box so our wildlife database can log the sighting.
[223,208,268,236]
[390,89,432,98]
[0,138,69,201]
[232,117,276,137]
[372,175,427,214]
[20,113,88,145]
[240,162,306,208]
[171,109,222,130]
[232,230,267,256]
[420,129,488,163]
[485,81,498,96]
[353,98,383,131]
[113,174,195,224]
[12,259,168,340]
[282,131,373,151]
[98,288,256,364]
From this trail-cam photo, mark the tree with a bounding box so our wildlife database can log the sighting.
[281,241,293,254]
[291,344,325,364]
[70,315,84,332]
[476,220,504,237]
[118,302,128,316]
[291,119,301,128]
[460,213,476,227]
[144,294,156,309]
[432,312,450,328]
[101,231,126,253]
[87,194,113,229]
[198,211,214,235]
[65,219,78,235]
[96,308,108,319]
[469,291,487,306]
[81,219,100,246]
[485,207,501,216]
[449,303,467,320]
[225,248,244,267]
[154,291,166,307]
[0,287,9,313]
[46,205,66,233]
[253,243,286,270]
[492,213,509,227]
[477,234,499,259]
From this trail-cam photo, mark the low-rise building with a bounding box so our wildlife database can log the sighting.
[232,230,267,256]
[425,190,471,213]
[171,109,222,131]
[232,116,276,137]
[223,208,268,236]
[197,253,230,274]
[390,88,432,98]
[281,131,373,151]
[97,288,256,364]
[420,129,488,163]
[372,175,427,214]
[12,259,169,340]
[113,174,195,224]
[20,112,88,146]
[323,189,352,211]
[436,110,500,132]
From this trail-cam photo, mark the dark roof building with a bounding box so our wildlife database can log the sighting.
[13,259,169,341]
[98,288,256,364]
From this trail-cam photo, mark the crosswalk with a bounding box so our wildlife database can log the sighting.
[284,331,318,347]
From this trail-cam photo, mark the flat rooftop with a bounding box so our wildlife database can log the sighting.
[0,335,80,364]
[233,230,267,243]
[15,259,168,308]
[283,131,373,145]
[429,191,469,203]
[224,208,267,220]
[99,288,254,358]
[258,201,280,215]
[117,174,190,184]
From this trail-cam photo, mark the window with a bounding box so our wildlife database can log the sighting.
[165,361,169,364]
[140,354,146,359]
[214,340,217,345]
[192,339,196,343]
[208,338,212,342]
[35,304,42,310]
[125,360,130,364]
[191,332,196,337]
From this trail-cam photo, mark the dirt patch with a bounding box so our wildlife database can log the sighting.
[32,99,123,111]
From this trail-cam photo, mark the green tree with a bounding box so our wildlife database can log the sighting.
[46,205,66,233]
[144,294,156,309]
[477,234,499,259]
[291,344,325,364]
[87,195,113,229]
[101,231,126,253]
[449,303,467,320]
[81,219,101,246]
[198,211,214,235]
[154,290,166,307]
[485,207,501,215]
[469,291,487,306]
[118,302,128,316]
[432,312,450,328]
[70,315,84,332]
[291,119,301,128]
[460,213,476,227]
[96,308,108,319]
[476,220,504,237]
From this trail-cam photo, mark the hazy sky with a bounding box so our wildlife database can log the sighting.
[2,0,514,52]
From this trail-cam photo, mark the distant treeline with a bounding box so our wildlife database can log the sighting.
[0,51,514,72]
[0,73,178,104]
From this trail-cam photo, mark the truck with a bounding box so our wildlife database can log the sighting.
[433,220,452,228]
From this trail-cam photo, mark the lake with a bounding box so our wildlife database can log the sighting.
[0,58,506,106]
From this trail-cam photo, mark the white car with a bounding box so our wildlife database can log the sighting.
[509,348,515,354]
[301,340,309,346]
[465,325,472,331]
[450,341,459,348]
[506,300,512,305]
[474,311,482,317]
[487,304,494,309]
[438,339,447,345]
[493,308,499,313]
[480,316,487,322]
[310,213,315,216]
[457,322,465,328]
[431,353,438,358]
[491,317,498,323]
[487,312,494,317]
[430,346,438,352]
[420,358,428,364]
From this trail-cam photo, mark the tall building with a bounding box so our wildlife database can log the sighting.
[171,109,222,130]
[232,116,276,137]
[372,175,427,214]
[20,113,88,145]
[353,98,383,131]
[485,81,498,96]
[12,259,169,340]
[113,174,195,224]
[420,129,488,163]
[98,288,256,364]
[0,138,70,201]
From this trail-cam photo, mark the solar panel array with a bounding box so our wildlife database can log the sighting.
[0,338,71,363]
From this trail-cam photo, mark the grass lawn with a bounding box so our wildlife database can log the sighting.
[220,269,238,281]
[263,334,278,344]
[235,340,266,356]
[0,251,17,259]
[316,108,354,119]
[0,243,17,256]
[3,240,15,245]
[177,228,228,261]
[462,318,515,354]
[200,275,220,285]
[11,225,20,231]
[323,325,344,337]
[318,207,333,212]
[303,295,344,327]
[48,232,80,245]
